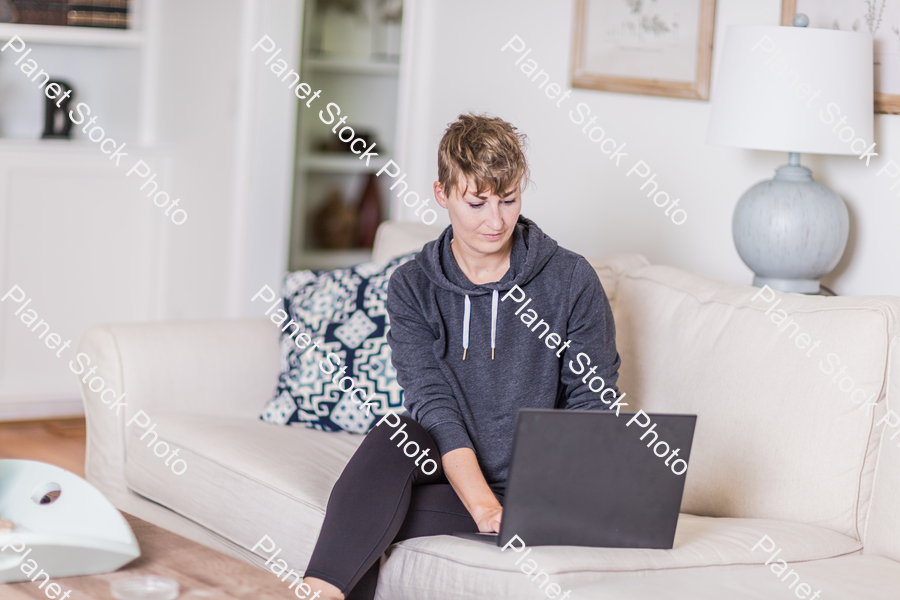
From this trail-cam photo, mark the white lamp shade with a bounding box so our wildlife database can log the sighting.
[707,25,873,155]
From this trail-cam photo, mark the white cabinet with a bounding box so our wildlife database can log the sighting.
[0,142,172,419]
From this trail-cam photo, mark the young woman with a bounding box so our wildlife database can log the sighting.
[302,114,621,600]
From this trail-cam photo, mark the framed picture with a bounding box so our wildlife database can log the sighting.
[571,0,717,100]
[782,0,900,114]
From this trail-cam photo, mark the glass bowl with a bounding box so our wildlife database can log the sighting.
[111,576,180,600]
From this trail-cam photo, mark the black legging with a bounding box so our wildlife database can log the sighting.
[304,415,502,599]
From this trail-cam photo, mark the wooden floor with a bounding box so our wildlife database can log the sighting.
[8,513,291,600]
[0,418,295,598]
[0,418,86,476]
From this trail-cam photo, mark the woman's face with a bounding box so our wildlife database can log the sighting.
[434,175,521,257]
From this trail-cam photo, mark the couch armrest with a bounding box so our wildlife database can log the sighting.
[78,319,280,497]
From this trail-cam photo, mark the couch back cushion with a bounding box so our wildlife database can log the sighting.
[372,221,442,263]
[587,255,650,312]
[613,265,898,541]
[863,334,900,560]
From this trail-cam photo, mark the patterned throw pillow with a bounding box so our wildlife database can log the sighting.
[260,252,416,433]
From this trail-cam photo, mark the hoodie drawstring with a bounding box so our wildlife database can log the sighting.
[491,290,498,360]
[462,290,499,361]
[463,295,471,360]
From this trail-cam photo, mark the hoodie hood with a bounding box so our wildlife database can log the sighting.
[414,215,559,359]
[415,215,559,296]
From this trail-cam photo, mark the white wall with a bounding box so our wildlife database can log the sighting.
[394,0,900,296]
[229,0,302,317]
[152,0,244,319]
[153,0,299,319]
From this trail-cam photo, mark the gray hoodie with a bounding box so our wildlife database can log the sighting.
[386,215,620,491]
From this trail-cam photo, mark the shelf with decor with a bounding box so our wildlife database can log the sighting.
[0,0,151,143]
[298,152,390,174]
[0,22,143,46]
[304,56,399,76]
[288,0,404,272]
[297,249,375,271]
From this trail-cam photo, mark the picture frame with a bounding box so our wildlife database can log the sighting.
[781,0,900,114]
[571,0,717,100]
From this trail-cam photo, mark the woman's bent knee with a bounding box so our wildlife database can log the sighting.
[361,414,441,477]
[370,415,431,450]
[368,414,428,444]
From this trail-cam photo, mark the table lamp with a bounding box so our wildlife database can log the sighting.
[706,16,873,293]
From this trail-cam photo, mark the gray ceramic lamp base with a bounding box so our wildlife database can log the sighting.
[733,162,849,294]
[752,275,820,294]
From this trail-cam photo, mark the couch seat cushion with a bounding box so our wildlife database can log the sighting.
[562,555,900,600]
[377,514,861,600]
[123,412,363,569]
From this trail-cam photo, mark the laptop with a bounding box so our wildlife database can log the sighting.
[454,408,697,549]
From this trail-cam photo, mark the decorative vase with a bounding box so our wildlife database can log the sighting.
[356,174,382,248]
[319,4,371,59]
[0,0,15,23]
[313,189,357,249]
[372,0,402,59]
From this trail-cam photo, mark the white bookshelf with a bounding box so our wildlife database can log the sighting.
[304,56,399,76]
[288,0,405,272]
[298,152,389,174]
[0,0,157,144]
[0,0,170,421]
[0,0,310,419]
[301,249,379,271]
[0,22,144,47]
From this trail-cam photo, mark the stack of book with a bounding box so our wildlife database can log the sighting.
[66,0,128,28]
[10,1,67,25]
[9,0,129,28]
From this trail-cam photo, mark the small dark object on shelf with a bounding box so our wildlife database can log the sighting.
[313,189,357,249]
[317,131,377,154]
[377,0,402,22]
[41,79,74,139]
[316,0,362,15]
[356,173,382,248]
[11,0,67,25]
[0,0,17,22]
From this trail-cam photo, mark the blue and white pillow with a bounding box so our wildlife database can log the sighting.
[260,252,416,433]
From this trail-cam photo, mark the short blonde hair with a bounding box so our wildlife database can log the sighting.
[437,114,529,197]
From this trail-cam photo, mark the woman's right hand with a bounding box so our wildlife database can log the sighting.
[441,448,504,533]
[474,505,503,533]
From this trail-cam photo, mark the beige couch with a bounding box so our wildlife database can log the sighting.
[79,221,900,599]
